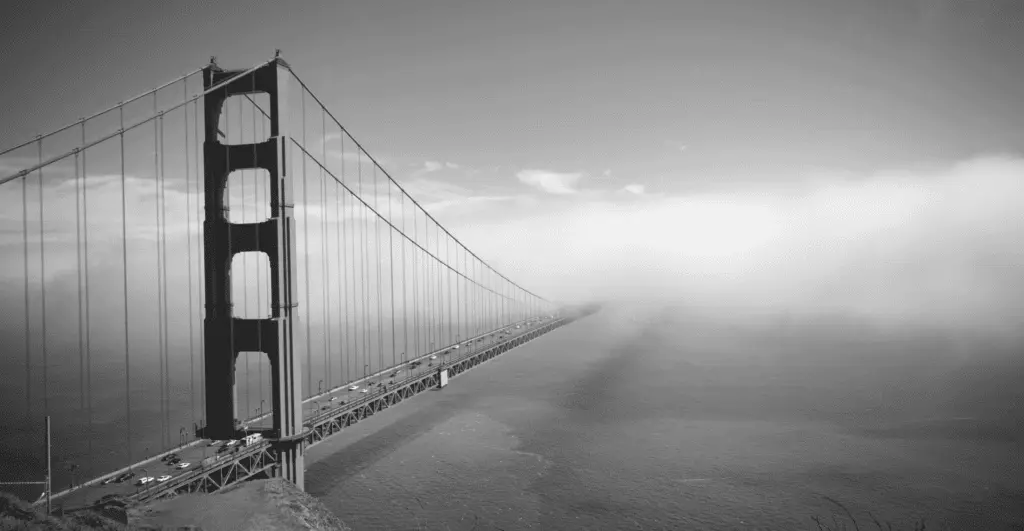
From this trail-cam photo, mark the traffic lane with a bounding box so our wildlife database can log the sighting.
[303,333,519,419]
[54,441,225,508]
[58,324,546,509]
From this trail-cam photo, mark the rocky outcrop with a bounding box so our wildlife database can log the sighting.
[128,478,350,531]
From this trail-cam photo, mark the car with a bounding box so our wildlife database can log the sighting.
[175,463,190,470]
[101,476,116,486]
[360,388,369,393]
[429,355,437,360]
[348,385,359,391]
[329,396,338,402]
[217,446,230,454]
[338,400,346,405]
[389,371,398,378]
[136,477,154,486]
[156,475,172,482]
[225,440,239,447]
[453,344,460,350]
[115,472,135,483]
[161,453,178,462]
[321,406,330,411]
[208,440,221,447]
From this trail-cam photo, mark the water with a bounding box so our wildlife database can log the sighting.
[305,305,1024,530]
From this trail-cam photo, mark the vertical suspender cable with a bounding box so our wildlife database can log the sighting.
[342,135,350,384]
[360,152,369,379]
[389,179,396,370]
[37,138,49,424]
[185,80,197,435]
[426,216,432,353]
[82,120,94,476]
[439,228,443,348]
[22,157,31,424]
[154,96,167,449]
[194,98,207,438]
[74,141,85,471]
[319,111,331,390]
[253,75,264,418]
[413,200,419,359]
[321,111,331,392]
[401,192,407,365]
[301,90,313,398]
[334,175,343,388]
[375,166,384,376]
[226,93,238,431]
[445,235,450,346]
[240,96,250,420]
[160,107,171,448]
[119,106,134,467]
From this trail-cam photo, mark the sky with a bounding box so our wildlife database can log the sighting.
[1,0,1024,336]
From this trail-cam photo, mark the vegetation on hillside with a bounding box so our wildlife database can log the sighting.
[0,493,126,531]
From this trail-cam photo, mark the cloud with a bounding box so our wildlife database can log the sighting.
[445,162,460,170]
[516,169,582,195]
[457,155,1024,337]
[623,184,645,195]
[423,161,443,172]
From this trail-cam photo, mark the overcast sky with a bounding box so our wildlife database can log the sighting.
[2,0,1024,335]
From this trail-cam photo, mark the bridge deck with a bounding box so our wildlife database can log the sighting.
[48,315,578,512]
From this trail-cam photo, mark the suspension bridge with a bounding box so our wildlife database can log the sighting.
[0,52,595,515]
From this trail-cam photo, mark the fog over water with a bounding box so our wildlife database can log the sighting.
[304,155,1024,529]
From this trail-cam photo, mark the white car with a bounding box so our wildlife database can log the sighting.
[453,344,460,349]
[175,462,190,470]
[348,385,359,391]
[225,440,239,447]
[156,475,172,482]
[136,477,154,486]
[329,396,338,402]
[429,355,437,360]
[208,440,221,447]
[360,388,370,394]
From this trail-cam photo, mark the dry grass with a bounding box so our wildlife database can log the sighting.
[0,492,126,530]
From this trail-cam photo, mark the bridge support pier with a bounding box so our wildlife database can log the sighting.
[202,57,306,490]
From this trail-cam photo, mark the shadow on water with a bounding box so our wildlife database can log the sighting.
[305,393,473,496]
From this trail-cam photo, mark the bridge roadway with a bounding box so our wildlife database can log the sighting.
[48,315,577,512]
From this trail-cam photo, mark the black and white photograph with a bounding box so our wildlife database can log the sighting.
[0,1,1022,529]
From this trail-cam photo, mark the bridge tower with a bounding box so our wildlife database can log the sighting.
[202,57,306,489]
